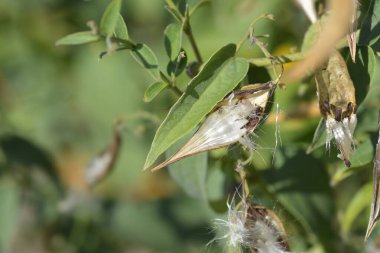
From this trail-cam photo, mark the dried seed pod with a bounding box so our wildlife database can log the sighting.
[315,50,357,167]
[247,205,290,253]
[150,81,276,171]
[85,121,123,187]
[209,192,290,253]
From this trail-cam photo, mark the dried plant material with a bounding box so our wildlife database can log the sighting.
[150,81,276,172]
[294,0,317,23]
[85,121,123,187]
[315,50,357,167]
[283,0,355,83]
[347,0,359,63]
[365,111,380,240]
[209,192,290,253]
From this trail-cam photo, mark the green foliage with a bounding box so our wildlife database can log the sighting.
[55,31,100,45]
[100,0,122,36]
[144,81,169,102]
[2,0,380,252]
[131,43,161,81]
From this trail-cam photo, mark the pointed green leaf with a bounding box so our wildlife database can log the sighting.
[190,0,211,16]
[144,81,168,102]
[167,131,208,200]
[342,183,372,235]
[359,0,380,46]
[55,31,100,46]
[306,118,327,154]
[164,23,182,61]
[130,43,161,80]
[100,0,121,36]
[144,44,249,169]
[115,14,129,40]
[342,46,376,105]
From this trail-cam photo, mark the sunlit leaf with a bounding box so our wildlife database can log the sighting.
[100,0,122,36]
[130,43,161,81]
[144,44,249,169]
[55,31,100,46]
[114,14,129,40]
[144,81,168,102]
[164,23,182,61]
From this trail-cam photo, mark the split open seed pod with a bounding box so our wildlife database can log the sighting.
[150,81,276,171]
[210,194,290,253]
[315,50,357,167]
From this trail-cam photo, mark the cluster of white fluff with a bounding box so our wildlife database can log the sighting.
[209,194,291,253]
[326,114,357,165]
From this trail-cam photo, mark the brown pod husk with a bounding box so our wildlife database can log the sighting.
[315,49,357,167]
[247,205,290,252]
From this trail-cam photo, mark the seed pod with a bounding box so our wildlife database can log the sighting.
[150,81,276,171]
[209,193,291,253]
[247,205,290,253]
[315,50,357,167]
[85,121,123,187]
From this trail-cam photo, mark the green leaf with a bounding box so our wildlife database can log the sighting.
[144,81,168,102]
[55,31,100,46]
[144,44,249,169]
[301,21,319,52]
[306,118,327,154]
[359,0,380,46]
[342,46,376,105]
[190,0,211,16]
[167,131,208,200]
[130,43,161,81]
[100,0,122,36]
[262,147,336,251]
[342,183,372,235]
[164,23,182,61]
[114,14,129,40]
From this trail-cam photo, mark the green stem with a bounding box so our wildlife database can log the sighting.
[249,52,306,67]
[170,85,182,97]
[160,71,182,97]
[184,27,203,63]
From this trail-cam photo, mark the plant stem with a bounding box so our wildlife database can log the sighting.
[170,85,183,97]
[160,70,183,97]
[249,52,306,67]
[185,27,203,63]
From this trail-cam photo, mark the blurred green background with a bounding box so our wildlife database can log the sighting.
[1,0,380,252]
